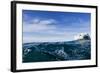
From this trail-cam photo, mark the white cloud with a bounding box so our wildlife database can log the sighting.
[38,19,56,25]
[23,19,57,32]
[31,19,40,23]
[23,34,74,43]
[23,18,90,43]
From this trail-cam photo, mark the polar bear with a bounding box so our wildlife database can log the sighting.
[74,33,90,40]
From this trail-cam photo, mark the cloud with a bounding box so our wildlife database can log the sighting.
[23,18,90,43]
[23,19,57,32]
[23,34,74,43]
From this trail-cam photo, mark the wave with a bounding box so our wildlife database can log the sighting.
[23,39,91,63]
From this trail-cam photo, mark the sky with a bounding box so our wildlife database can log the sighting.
[22,10,91,43]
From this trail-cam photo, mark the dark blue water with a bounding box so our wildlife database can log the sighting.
[22,39,91,63]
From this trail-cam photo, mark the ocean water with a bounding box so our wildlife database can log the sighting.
[22,39,91,63]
